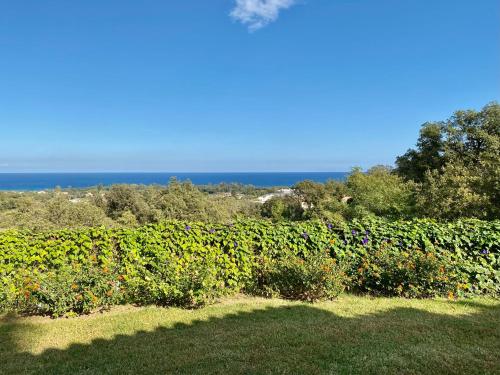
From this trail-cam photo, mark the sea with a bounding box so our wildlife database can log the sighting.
[0,172,349,191]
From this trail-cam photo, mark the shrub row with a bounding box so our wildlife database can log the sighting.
[0,218,498,316]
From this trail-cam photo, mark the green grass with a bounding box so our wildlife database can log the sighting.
[1,295,499,374]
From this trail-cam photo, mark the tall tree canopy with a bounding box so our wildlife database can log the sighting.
[397,102,500,219]
[395,123,444,182]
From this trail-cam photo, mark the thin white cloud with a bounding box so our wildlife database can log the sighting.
[230,0,297,31]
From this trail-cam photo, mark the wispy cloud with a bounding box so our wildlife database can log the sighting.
[230,0,297,32]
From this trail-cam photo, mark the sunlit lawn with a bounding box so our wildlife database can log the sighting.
[1,295,499,374]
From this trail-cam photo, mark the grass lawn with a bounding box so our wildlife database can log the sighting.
[1,295,499,375]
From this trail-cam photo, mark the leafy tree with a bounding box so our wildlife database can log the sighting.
[416,165,489,219]
[395,123,444,182]
[104,185,154,224]
[116,210,139,227]
[45,196,112,228]
[293,180,327,218]
[293,180,351,220]
[397,102,499,220]
[444,103,500,166]
[346,166,416,219]
[260,196,304,221]
[0,195,113,231]
[442,103,500,219]
[324,179,350,200]
[154,178,220,222]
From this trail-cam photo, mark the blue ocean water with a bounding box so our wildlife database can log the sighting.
[0,172,349,191]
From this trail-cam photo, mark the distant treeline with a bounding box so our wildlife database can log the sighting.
[0,102,498,231]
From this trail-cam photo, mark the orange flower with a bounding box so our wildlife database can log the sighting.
[88,291,98,303]
[71,283,78,290]
[448,291,455,300]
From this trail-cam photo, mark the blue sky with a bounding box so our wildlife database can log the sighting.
[1,0,499,172]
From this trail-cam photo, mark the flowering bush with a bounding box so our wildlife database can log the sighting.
[126,248,226,308]
[354,244,468,297]
[5,263,123,317]
[251,251,349,301]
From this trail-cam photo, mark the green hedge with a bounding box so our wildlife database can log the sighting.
[1,218,499,316]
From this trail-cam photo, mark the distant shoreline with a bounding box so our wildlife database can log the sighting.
[0,172,349,191]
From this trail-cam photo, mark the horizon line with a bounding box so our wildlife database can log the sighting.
[0,171,351,174]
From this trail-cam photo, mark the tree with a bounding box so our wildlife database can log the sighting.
[260,196,304,221]
[442,103,499,219]
[154,178,218,222]
[105,185,154,224]
[293,180,326,211]
[416,165,489,219]
[396,102,500,220]
[346,166,416,219]
[395,123,445,182]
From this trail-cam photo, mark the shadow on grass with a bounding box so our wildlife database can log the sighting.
[1,301,499,375]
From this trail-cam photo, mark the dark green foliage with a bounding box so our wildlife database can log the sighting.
[395,122,445,182]
[396,102,500,220]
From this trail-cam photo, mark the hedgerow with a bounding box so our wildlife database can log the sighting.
[0,218,498,316]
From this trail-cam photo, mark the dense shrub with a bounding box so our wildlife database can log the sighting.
[0,218,498,316]
[126,247,228,308]
[5,263,123,317]
[260,196,304,221]
[346,166,416,219]
[354,245,467,297]
[251,252,349,301]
